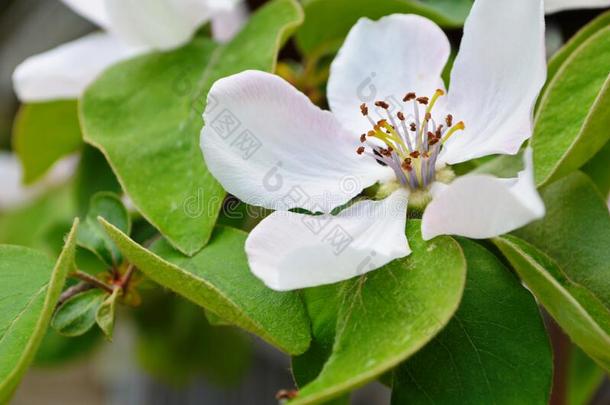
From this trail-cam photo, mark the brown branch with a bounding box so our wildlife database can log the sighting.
[71,270,114,293]
[57,282,94,307]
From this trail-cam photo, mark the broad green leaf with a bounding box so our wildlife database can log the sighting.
[391,239,552,404]
[96,288,120,339]
[13,100,82,184]
[289,221,466,405]
[582,140,610,197]
[515,172,610,311]
[80,0,303,256]
[567,345,606,405]
[547,10,610,85]
[0,220,78,402]
[51,289,107,337]
[296,0,468,56]
[134,290,251,386]
[533,25,610,186]
[77,192,130,267]
[100,219,311,355]
[74,145,121,216]
[493,235,610,371]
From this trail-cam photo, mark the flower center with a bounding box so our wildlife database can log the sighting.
[356,89,465,191]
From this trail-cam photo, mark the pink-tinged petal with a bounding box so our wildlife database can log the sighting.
[442,0,546,164]
[246,189,410,291]
[104,0,240,50]
[545,0,610,14]
[13,32,145,102]
[200,70,392,213]
[422,148,545,240]
[327,14,450,135]
[61,0,110,28]
[211,1,248,43]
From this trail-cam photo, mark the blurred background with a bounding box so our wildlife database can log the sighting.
[0,1,609,404]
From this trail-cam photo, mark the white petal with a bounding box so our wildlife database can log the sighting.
[0,153,78,211]
[61,0,110,28]
[422,148,545,240]
[104,0,240,50]
[246,189,410,291]
[545,0,610,14]
[211,1,248,43]
[442,0,546,164]
[200,70,392,213]
[327,14,450,135]
[12,32,145,102]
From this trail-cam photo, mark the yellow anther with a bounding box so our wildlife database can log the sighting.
[441,121,466,144]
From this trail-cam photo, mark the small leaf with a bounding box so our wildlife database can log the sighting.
[100,219,311,355]
[13,100,82,184]
[296,0,469,56]
[533,24,610,185]
[493,235,610,371]
[80,0,304,255]
[74,145,121,216]
[77,192,130,267]
[391,239,552,404]
[0,220,78,402]
[515,172,610,311]
[51,289,107,337]
[289,220,466,404]
[567,345,606,405]
[96,288,120,339]
[582,140,610,197]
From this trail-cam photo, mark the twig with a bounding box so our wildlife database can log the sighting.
[71,270,114,293]
[57,282,94,307]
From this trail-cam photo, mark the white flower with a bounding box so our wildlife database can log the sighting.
[12,0,245,102]
[200,0,547,291]
[0,153,77,211]
[545,0,610,14]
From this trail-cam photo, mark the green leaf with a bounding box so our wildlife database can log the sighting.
[547,10,610,85]
[51,289,107,337]
[515,172,610,311]
[289,220,466,404]
[567,345,606,405]
[0,220,78,402]
[74,145,121,216]
[493,235,610,371]
[392,239,552,404]
[80,0,303,256]
[582,140,610,197]
[296,0,468,56]
[533,25,610,186]
[77,192,130,267]
[100,218,311,355]
[96,288,120,339]
[13,100,82,184]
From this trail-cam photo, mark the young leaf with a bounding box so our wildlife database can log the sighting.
[582,140,610,197]
[13,100,82,184]
[100,219,311,355]
[567,345,606,405]
[391,239,552,404]
[515,172,610,311]
[296,0,469,56]
[74,145,121,216]
[533,25,610,185]
[289,220,466,405]
[493,235,610,371]
[96,288,120,339]
[0,220,78,402]
[77,192,130,267]
[80,0,304,256]
[51,289,107,337]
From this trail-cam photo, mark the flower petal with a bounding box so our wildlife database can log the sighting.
[211,1,248,43]
[104,0,240,50]
[61,0,110,28]
[422,148,545,240]
[441,0,546,164]
[13,32,144,102]
[545,0,610,14]
[327,14,450,135]
[246,189,410,291]
[200,70,392,213]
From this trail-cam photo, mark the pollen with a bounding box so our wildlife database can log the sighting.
[356,89,465,190]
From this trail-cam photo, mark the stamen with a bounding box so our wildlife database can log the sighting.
[441,121,466,144]
[356,146,365,155]
[403,92,416,102]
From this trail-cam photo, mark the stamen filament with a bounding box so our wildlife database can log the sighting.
[441,121,466,144]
